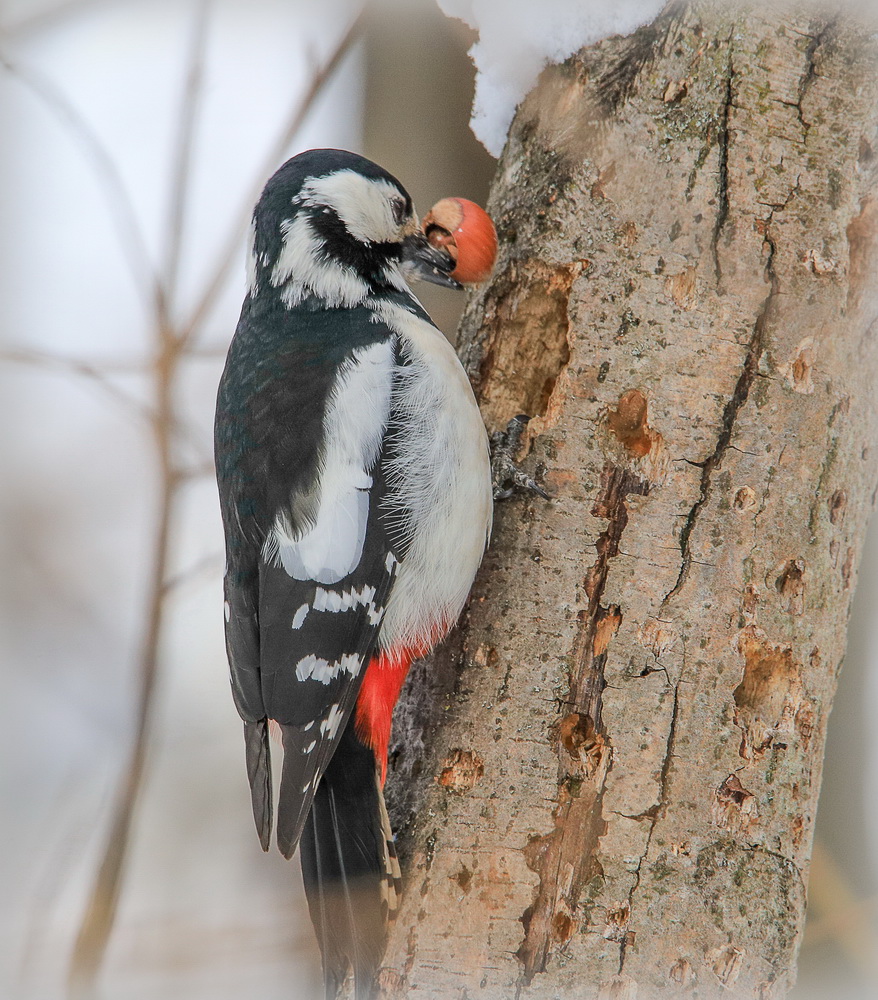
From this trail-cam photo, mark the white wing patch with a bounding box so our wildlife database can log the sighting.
[264,340,394,584]
[313,583,376,612]
[320,703,344,738]
[295,653,362,684]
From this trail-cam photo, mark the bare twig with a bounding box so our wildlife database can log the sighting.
[0,347,154,421]
[67,463,177,1000]
[162,551,224,596]
[0,49,159,314]
[178,4,367,346]
[62,6,367,996]
[161,0,211,325]
[0,0,107,39]
[65,4,213,991]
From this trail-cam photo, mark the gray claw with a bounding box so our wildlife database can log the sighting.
[490,415,552,501]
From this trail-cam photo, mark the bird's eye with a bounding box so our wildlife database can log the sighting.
[391,197,407,226]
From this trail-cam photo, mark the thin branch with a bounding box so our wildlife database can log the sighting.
[67,461,177,1000]
[177,3,367,346]
[0,49,160,315]
[64,8,368,994]
[162,551,224,596]
[0,0,108,38]
[0,348,149,372]
[161,0,212,326]
[180,342,231,358]
[0,347,215,470]
[0,347,154,421]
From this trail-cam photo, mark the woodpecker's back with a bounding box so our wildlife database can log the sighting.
[214,149,492,999]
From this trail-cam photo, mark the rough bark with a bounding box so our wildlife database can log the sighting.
[381,3,878,998]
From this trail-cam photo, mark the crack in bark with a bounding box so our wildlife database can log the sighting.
[516,464,648,985]
[571,465,650,723]
[663,229,780,606]
[792,18,836,136]
[618,683,680,973]
[711,55,735,285]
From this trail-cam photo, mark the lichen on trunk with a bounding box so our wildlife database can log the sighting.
[381,3,878,998]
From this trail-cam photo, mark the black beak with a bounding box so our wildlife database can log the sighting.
[401,231,462,290]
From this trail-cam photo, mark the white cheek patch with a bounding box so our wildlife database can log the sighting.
[264,340,394,584]
[271,214,369,308]
[295,653,362,684]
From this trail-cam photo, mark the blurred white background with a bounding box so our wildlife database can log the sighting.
[0,2,874,999]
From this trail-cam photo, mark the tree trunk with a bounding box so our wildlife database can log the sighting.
[380,3,878,998]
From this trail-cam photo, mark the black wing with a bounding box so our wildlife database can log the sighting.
[215,298,402,855]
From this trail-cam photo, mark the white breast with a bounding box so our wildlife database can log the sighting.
[373,300,493,653]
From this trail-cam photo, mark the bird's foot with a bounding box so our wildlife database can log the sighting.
[490,415,551,501]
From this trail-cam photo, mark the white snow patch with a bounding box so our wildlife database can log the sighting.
[438,0,666,156]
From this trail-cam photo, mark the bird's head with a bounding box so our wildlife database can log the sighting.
[247,148,460,309]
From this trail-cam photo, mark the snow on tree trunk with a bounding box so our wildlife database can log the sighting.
[380,3,878,998]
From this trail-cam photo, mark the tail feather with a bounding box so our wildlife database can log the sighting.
[243,720,272,851]
[300,719,399,999]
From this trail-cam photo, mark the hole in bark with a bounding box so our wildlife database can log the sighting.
[734,485,757,511]
[712,775,758,835]
[437,749,484,792]
[829,489,847,524]
[734,625,802,760]
[790,340,815,392]
[665,264,698,309]
[774,558,806,615]
[593,605,622,656]
[670,958,693,985]
[607,389,662,458]
[558,712,597,756]
[846,196,878,314]
[741,584,758,617]
[716,773,753,807]
[452,865,473,894]
[551,912,575,942]
[475,260,575,431]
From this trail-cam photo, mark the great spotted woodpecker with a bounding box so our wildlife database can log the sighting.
[214,149,493,998]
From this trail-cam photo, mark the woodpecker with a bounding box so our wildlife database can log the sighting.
[214,148,493,998]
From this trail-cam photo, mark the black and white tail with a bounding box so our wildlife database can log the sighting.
[299,719,401,1000]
